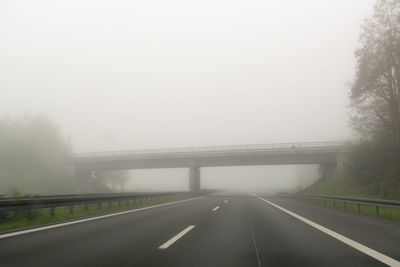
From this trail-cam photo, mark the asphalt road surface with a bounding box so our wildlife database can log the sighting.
[1,192,399,267]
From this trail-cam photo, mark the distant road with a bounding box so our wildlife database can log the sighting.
[0,192,399,266]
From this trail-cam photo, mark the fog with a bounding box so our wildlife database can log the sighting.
[0,0,373,193]
[127,165,318,193]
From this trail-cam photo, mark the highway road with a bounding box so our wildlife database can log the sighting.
[0,192,399,266]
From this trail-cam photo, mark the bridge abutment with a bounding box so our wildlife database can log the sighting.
[337,152,348,169]
[319,162,337,179]
[319,153,348,179]
[75,169,95,192]
[189,167,201,192]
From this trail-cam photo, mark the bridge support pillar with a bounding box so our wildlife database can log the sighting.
[189,167,201,192]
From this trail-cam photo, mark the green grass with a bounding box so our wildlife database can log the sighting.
[299,171,400,222]
[303,171,400,200]
[304,173,371,199]
[297,196,400,222]
[0,194,193,232]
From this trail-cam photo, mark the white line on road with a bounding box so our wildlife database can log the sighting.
[212,206,220,212]
[248,212,261,267]
[158,225,196,249]
[0,196,204,240]
[254,194,400,267]
[224,200,228,203]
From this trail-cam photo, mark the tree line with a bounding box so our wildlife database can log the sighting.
[345,0,400,199]
[0,114,128,196]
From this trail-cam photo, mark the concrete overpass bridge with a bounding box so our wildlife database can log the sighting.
[73,141,350,192]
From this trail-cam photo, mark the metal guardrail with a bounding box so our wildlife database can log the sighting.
[0,192,198,222]
[292,193,400,217]
[75,141,351,158]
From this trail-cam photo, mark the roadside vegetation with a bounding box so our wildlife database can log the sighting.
[304,0,400,201]
[0,113,203,233]
[0,114,77,195]
[299,0,400,222]
[0,193,194,233]
[0,114,131,196]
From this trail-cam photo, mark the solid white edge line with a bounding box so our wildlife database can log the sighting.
[212,206,220,211]
[158,225,196,249]
[0,196,204,240]
[254,193,400,267]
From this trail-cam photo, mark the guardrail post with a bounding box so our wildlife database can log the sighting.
[292,194,397,220]
[0,211,5,225]
[98,202,101,209]
[69,205,74,214]
[27,208,33,220]
[50,207,55,217]
[118,200,121,208]
[108,201,112,208]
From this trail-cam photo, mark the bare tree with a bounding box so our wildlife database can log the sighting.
[96,170,130,192]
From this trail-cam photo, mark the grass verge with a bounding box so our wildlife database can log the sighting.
[0,194,194,233]
[295,196,400,222]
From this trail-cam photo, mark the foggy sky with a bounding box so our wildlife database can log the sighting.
[0,1,374,191]
[1,0,373,152]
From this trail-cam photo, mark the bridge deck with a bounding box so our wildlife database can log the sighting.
[73,141,350,171]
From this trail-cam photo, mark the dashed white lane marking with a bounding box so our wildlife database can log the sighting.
[224,200,228,203]
[0,196,204,240]
[212,206,220,212]
[158,225,196,249]
[254,194,400,267]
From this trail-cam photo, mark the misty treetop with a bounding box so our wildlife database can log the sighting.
[0,114,130,195]
[0,114,76,195]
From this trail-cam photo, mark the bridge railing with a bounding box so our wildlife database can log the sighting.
[289,193,400,217]
[75,141,351,158]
